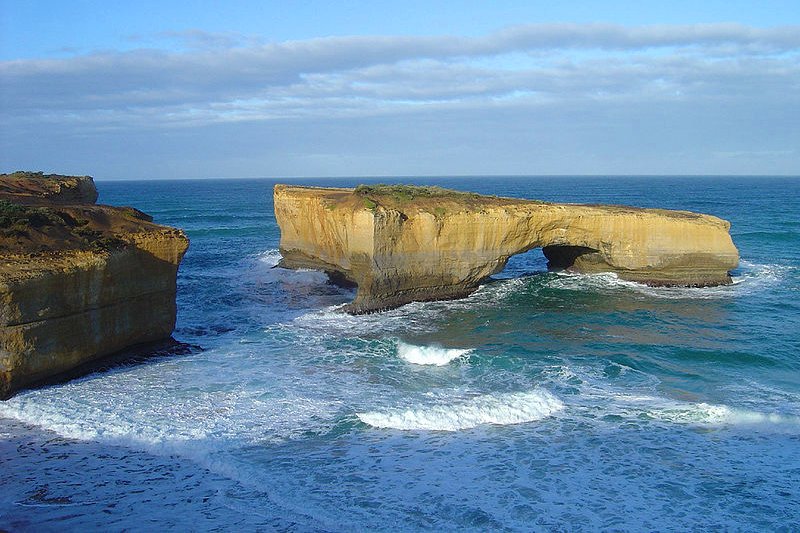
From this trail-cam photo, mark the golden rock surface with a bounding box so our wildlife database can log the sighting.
[274,184,739,314]
[0,173,188,399]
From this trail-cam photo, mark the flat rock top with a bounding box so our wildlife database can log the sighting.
[275,183,724,225]
[0,171,98,205]
[0,203,164,255]
[1,173,183,276]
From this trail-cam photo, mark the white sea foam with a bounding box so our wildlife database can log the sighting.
[545,259,794,300]
[0,359,343,452]
[538,362,800,432]
[475,277,528,301]
[732,260,793,289]
[257,249,283,267]
[291,301,442,338]
[255,248,333,285]
[396,341,471,366]
[649,402,800,427]
[257,250,335,287]
[289,278,531,339]
[357,389,563,431]
[549,270,734,300]
[601,392,800,428]
[473,258,791,303]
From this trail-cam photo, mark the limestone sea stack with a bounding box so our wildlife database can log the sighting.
[274,184,739,314]
[0,172,189,399]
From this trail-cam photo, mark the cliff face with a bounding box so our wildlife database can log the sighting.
[274,184,739,314]
[0,171,99,205]
[0,172,188,399]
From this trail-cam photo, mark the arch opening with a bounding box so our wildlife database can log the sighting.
[492,247,548,280]
[542,245,599,270]
[493,245,601,281]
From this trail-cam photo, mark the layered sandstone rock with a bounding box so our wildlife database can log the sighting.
[274,184,739,314]
[0,172,188,399]
[0,171,98,205]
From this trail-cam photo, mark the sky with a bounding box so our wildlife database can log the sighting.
[1,1,798,179]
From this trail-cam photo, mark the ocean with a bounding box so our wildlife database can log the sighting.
[1,176,799,531]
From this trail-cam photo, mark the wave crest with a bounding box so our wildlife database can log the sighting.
[397,341,471,366]
[256,249,283,267]
[357,389,563,431]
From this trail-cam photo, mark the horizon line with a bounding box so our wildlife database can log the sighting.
[91,173,800,181]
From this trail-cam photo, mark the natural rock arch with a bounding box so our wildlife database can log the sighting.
[274,185,739,314]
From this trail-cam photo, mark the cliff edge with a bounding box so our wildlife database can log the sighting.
[1,172,189,399]
[274,184,739,314]
[0,170,99,205]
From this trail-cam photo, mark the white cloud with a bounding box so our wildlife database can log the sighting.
[1,23,798,176]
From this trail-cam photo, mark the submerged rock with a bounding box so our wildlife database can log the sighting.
[0,172,188,399]
[274,184,739,314]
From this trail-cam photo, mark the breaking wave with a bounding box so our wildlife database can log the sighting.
[396,341,471,366]
[256,249,283,267]
[357,389,564,431]
[612,394,800,428]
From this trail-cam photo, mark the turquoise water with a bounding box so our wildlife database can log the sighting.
[1,177,799,531]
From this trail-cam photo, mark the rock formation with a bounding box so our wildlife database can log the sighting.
[274,184,739,314]
[1,172,189,399]
[0,171,99,205]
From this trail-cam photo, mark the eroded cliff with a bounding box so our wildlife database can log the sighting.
[0,171,98,205]
[0,172,188,399]
[275,184,739,314]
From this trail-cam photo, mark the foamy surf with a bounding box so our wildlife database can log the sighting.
[397,341,471,366]
[549,270,738,300]
[546,259,795,300]
[0,373,343,451]
[357,389,563,431]
[649,402,800,427]
[256,249,334,288]
[731,260,794,289]
[257,249,282,267]
[606,393,800,428]
[257,248,333,279]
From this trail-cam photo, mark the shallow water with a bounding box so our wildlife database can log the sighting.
[2,176,799,531]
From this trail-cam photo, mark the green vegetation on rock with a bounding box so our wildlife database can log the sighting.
[2,171,46,180]
[0,199,124,251]
[0,199,65,229]
[355,184,481,203]
[1,170,88,181]
[354,184,489,214]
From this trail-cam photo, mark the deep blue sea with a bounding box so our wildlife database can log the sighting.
[2,176,799,531]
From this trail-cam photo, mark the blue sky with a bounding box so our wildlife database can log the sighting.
[1,1,798,178]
